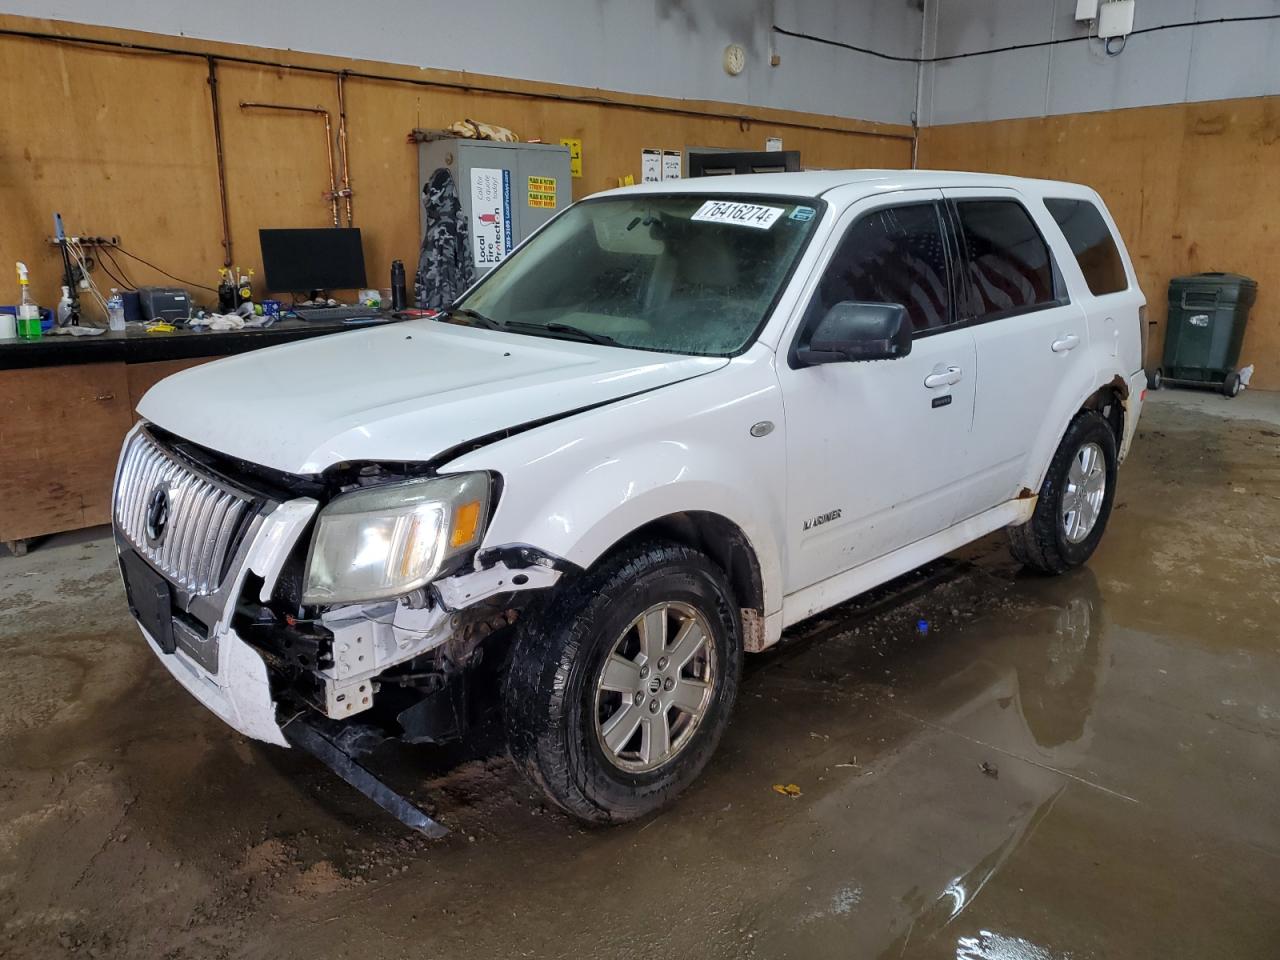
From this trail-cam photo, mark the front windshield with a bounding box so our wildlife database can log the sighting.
[454,194,821,356]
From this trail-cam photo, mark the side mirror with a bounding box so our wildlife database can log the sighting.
[795,301,912,365]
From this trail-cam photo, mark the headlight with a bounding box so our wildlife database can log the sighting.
[302,472,491,605]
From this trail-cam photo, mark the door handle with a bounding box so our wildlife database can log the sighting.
[924,365,962,389]
[1051,334,1080,353]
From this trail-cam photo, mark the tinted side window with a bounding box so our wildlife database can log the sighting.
[953,200,1056,321]
[1044,198,1128,295]
[802,203,951,337]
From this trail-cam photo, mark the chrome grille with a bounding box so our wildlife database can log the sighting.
[113,428,257,595]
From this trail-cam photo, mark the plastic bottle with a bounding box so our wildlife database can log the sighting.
[15,262,41,339]
[391,259,407,310]
[56,286,75,326]
[236,268,254,308]
[107,288,126,331]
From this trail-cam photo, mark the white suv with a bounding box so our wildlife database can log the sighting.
[113,171,1146,827]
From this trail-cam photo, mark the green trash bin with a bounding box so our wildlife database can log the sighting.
[1155,272,1256,397]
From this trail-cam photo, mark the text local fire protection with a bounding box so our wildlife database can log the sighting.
[471,168,514,268]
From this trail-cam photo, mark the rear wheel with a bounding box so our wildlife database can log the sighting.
[1007,410,1118,575]
[503,541,741,823]
[1222,371,1242,398]
[1148,368,1163,390]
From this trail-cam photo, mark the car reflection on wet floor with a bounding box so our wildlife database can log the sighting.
[720,561,1112,959]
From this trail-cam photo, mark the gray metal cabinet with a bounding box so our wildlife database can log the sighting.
[418,139,572,277]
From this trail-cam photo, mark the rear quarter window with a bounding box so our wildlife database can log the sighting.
[1044,198,1128,296]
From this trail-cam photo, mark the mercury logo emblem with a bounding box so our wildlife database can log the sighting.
[145,485,171,545]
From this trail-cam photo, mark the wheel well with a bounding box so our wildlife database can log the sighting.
[599,512,764,616]
[1081,381,1125,447]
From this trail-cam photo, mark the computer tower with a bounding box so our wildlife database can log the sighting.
[418,139,572,277]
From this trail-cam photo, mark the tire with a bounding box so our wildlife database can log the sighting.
[1148,368,1162,390]
[503,541,742,824]
[1007,410,1118,575]
[1222,371,1241,398]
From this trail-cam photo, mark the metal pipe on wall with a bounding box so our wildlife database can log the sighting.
[206,57,233,265]
[336,72,353,226]
[238,101,341,227]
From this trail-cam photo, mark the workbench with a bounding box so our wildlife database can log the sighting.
[0,318,396,555]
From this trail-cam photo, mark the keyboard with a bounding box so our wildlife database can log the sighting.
[293,305,380,321]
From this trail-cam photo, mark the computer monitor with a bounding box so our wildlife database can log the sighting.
[259,227,367,294]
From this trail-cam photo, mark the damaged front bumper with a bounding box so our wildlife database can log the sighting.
[114,423,569,743]
[114,439,569,737]
[139,617,289,745]
[119,495,320,747]
[121,496,566,741]
[113,424,572,832]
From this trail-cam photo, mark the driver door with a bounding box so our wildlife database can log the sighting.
[777,192,982,594]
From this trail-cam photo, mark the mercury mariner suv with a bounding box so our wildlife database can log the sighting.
[114,171,1147,826]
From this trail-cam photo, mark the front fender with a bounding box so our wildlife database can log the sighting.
[443,347,787,615]
[537,464,783,611]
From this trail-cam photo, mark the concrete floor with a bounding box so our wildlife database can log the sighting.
[2,390,1278,960]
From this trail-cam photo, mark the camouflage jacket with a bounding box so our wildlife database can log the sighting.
[415,167,475,309]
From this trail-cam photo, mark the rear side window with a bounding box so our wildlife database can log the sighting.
[953,200,1057,321]
[803,202,951,336]
[1044,198,1128,295]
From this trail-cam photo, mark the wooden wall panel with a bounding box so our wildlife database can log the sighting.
[0,363,132,541]
[0,35,225,312]
[0,14,911,323]
[919,97,1279,389]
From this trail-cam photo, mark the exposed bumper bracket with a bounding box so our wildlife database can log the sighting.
[284,718,450,839]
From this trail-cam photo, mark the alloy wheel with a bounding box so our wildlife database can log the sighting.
[593,601,717,773]
[1062,441,1106,543]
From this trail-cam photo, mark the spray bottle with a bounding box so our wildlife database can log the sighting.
[15,262,41,339]
[56,286,75,327]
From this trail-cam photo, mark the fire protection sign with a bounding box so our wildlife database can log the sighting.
[470,167,514,268]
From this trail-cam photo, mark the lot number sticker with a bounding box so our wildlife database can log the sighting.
[528,176,557,209]
[470,167,514,268]
[691,200,784,230]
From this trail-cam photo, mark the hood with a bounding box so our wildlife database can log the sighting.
[137,320,725,474]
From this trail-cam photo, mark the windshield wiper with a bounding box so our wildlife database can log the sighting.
[445,306,503,329]
[505,320,619,346]
[448,309,619,346]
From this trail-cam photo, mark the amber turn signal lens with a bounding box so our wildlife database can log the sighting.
[450,500,483,549]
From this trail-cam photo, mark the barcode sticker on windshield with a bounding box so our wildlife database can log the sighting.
[691,200,785,230]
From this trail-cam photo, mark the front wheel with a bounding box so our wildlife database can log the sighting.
[503,541,742,823]
[1007,410,1118,575]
